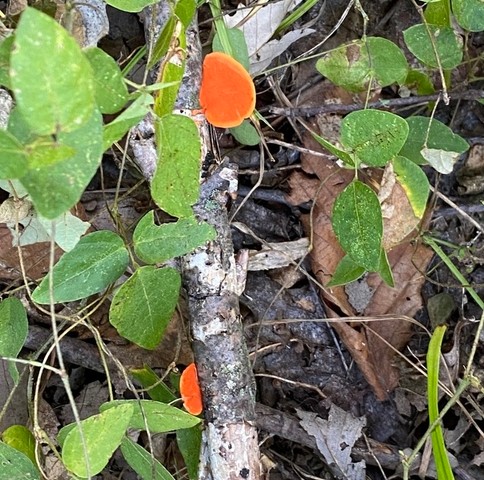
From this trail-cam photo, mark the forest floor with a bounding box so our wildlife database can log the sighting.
[0,0,483,479]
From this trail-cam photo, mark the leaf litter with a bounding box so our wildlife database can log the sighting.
[1,0,483,478]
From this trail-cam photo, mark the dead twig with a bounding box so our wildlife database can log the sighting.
[266,89,484,118]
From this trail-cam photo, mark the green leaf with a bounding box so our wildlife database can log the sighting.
[133,211,216,264]
[104,0,159,12]
[213,28,251,71]
[316,37,408,92]
[148,16,176,70]
[326,255,366,287]
[103,92,153,151]
[153,46,184,117]
[61,403,134,478]
[392,156,430,218]
[341,110,409,167]
[424,0,451,27]
[32,230,129,304]
[452,0,484,32]
[177,425,202,480]
[6,106,35,145]
[100,400,201,432]
[19,108,103,219]
[0,35,13,89]
[26,138,75,169]
[84,47,129,114]
[1,425,36,466]
[404,69,435,96]
[109,266,181,350]
[377,249,394,287]
[130,366,177,403]
[0,298,28,384]
[332,180,382,271]
[0,441,39,480]
[427,325,455,480]
[0,130,28,179]
[229,120,260,146]
[152,114,200,218]
[121,437,175,480]
[311,131,354,166]
[403,24,463,69]
[399,116,469,166]
[11,8,95,135]
[175,0,197,28]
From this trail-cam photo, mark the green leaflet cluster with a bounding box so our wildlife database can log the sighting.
[0,4,212,478]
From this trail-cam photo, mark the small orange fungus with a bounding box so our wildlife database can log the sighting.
[180,362,203,416]
[199,51,256,128]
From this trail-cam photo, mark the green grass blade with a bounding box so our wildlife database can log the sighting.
[427,325,454,480]
[275,0,319,35]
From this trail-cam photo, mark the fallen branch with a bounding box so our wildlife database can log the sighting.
[131,4,262,479]
[266,89,484,117]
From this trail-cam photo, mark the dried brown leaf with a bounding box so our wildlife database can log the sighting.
[379,164,420,249]
[0,226,59,281]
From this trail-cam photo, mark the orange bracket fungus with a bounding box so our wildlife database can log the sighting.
[180,362,203,416]
[199,51,256,128]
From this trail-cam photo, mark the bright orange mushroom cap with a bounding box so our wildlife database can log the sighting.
[199,51,256,128]
[180,362,203,416]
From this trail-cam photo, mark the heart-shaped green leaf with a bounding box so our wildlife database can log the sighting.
[316,37,408,92]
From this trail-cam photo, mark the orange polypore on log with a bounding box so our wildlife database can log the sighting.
[180,362,203,416]
[199,51,256,128]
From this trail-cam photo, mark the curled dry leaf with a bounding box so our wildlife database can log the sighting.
[298,406,366,480]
